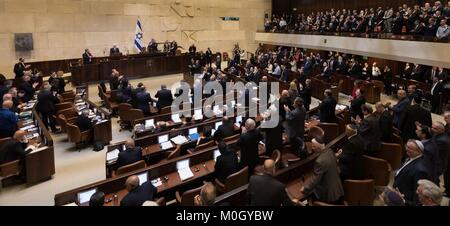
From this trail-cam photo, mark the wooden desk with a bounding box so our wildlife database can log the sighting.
[70,54,189,85]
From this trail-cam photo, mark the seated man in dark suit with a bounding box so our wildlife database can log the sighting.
[194,182,217,206]
[319,89,337,123]
[0,100,18,138]
[301,136,344,204]
[89,191,105,207]
[393,140,431,206]
[237,119,263,174]
[116,139,143,170]
[248,159,296,206]
[110,45,121,56]
[213,117,235,141]
[336,124,365,180]
[120,175,157,206]
[214,141,240,183]
[75,109,93,133]
[155,85,173,112]
[0,130,33,180]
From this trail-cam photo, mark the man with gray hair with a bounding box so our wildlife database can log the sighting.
[237,118,263,174]
[0,100,18,138]
[194,182,217,206]
[36,81,59,132]
[416,179,443,206]
[393,139,431,205]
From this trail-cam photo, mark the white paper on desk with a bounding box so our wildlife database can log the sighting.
[172,114,181,123]
[145,119,154,128]
[171,135,188,145]
[194,113,203,121]
[20,125,36,131]
[29,146,48,154]
[151,178,162,187]
[161,141,173,150]
[107,149,120,162]
[64,202,78,206]
[178,168,194,181]
[75,102,86,106]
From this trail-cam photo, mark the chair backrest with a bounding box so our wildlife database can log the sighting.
[391,133,406,157]
[118,103,133,121]
[58,108,78,119]
[318,123,339,143]
[128,109,145,125]
[55,102,74,113]
[0,137,12,146]
[312,201,344,206]
[223,133,240,142]
[195,140,215,151]
[56,114,68,133]
[307,126,325,140]
[160,106,172,115]
[271,150,281,168]
[66,123,81,143]
[344,179,375,206]
[98,85,106,101]
[180,186,203,206]
[376,143,403,170]
[115,160,146,177]
[362,155,390,186]
[224,166,249,193]
[0,160,21,179]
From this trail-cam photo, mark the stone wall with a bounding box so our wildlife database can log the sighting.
[0,0,271,78]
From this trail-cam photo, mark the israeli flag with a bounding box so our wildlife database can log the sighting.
[134,18,143,53]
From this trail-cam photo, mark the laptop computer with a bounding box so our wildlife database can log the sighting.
[188,128,199,140]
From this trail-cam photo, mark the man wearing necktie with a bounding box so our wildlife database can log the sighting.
[430,77,444,113]
[393,140,431,206]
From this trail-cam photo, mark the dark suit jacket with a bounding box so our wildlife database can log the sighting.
[82,52,93,64]
[110,76,119,90]
[214,150,240,183]
[214,122,235,141]
[36,90,58,114]
[120,181,157,206]
[116,147,143,170]
[17,81,34,102]
[14,62,26,79]
[237,129,263,170]
[300,86,312,108]
[110,48,120,55]
[379,110,393,142]
[285,106,306,140]
[359,114,382,154]
[319,97,337,123]
[393,156,430,205]
[422,139,440,183]
[48,77,65,94]
[304,148,344,202]
[399,105,432,141]
[339,135,365,180]
[0,140,30,164]
[279,97,292,120]
[262,121,283,156]
[432,133,450,175]
[248,174,294,206]
[136,91,153,115]
[280,69,289,82]
[155,89,173,110]
[392,97,411,126]
[75,115,93,133]
[350,96,366,119]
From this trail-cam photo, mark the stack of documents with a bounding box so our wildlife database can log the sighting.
[171,135,188,145]
[106,149,120,164]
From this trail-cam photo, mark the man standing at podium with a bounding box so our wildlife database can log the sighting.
[110,45,120,56]
[82,49,93,65]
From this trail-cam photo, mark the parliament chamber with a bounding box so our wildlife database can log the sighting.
[1,0,450,211]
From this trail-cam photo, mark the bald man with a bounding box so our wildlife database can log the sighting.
[392,89,411,127]
[237,119,263,174]
[248,159,296,206]
[120,175,157,206]
[115,139,143,170]
[194,182,217,206]
[0,100,18,138]
[393,140,431,205]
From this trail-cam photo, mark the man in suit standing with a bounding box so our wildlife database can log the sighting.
[36,83,59,132]
[301,136,344,204]
[188,44,196,56]
[399,96,432,141]
[13,58,30,80]
[431,122,450,196]
[284,97,307,157]
[0,100,18,138]
[350,89,366,120]
[319,89,337,123]
[237,119,263,174]
[416,125,440,184]
[393,140,430,205]
[82,49,93,64]
[120,175,157,206]
[135,83,155,116]
[375,102,394,142]
[116,139,143,170]
[280,65,289,82]
[392,89,411,127]
[359,105,382,155]
[109,69,121,91]
[336,124,365,180]
[17,74,38,103]
[299,79,312,111]
[214,141,240,184]
[272,63,281,78]
[205,48,213,66]
[445,112,450,137]
[155,85,173,112]
[75,109,93,133]
[248,159,297,206]
[430,77,445,113]
[110,45,120,56]
[214,117,236,141]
